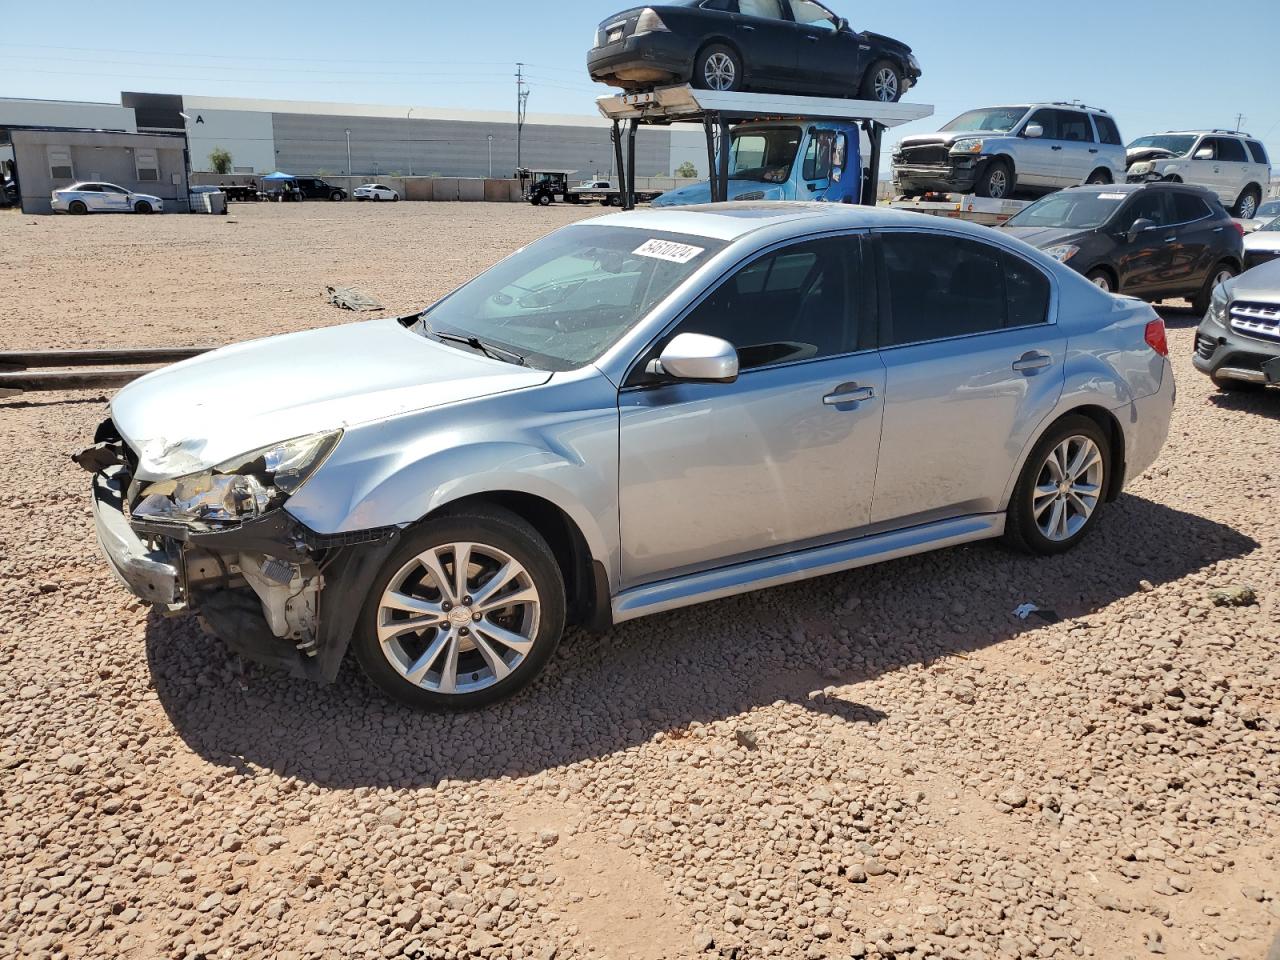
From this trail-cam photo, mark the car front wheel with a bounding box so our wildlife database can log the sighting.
[1004,415,1111,555]
[134,200,152,214]
[354,508,566,710]
[860,60,903,102]
[975,159,1014,199]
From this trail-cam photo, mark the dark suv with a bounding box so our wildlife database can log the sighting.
[1194,260,1280,392]
[1001,182,1243,313]
[294,177,347,201]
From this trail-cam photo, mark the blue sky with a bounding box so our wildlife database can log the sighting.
[5,0,1279,175]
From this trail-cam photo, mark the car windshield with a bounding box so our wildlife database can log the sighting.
[940,107,1028,133]
[1006,190,1129,230]
[728,127,802,183]
[1256,200,1280,219]
[412,225,726,371]
[1128,135,1197,156]
[1259,218,1280,233]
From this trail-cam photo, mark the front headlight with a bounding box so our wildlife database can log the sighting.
[907,53,921,72]
[950,139,984,155]
[1207,279,1231,324]
[133,431,341,526]
[1043,244,1080,263]
[1129,161,1153,175]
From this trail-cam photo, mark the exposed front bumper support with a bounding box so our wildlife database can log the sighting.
[92,467,180,606]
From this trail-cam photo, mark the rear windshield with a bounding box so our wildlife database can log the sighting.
[940,107,1028,133]
[1128,135,1196,156]
[1006,191,1128,230]
[413,225,726,370]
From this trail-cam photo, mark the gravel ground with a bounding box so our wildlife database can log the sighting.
[1,203,1277,960]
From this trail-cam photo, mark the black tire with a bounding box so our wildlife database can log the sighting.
[134,200,152,214]
[1084,168,1113,185]
[1232,186,1261,220]
[537,193,552,207]
[693,43,743,92]
[859,59,903,102]
[974,159,1014,200]
[391,194,399,202]
[1192,261,1237,316]
[68,200,87,215]
[353,509,566,710]
[1085,267,1116,293]
[1003,414,1112,556]
[330,191,344,201]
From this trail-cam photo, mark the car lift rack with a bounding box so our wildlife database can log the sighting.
[596,85,933,209]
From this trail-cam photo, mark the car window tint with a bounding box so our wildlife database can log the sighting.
[790,0,837,28]
[1117,192,1171,230]
[739,0,783,19]
[1025,109,1058,139]
[880,233,1009,345]
[1216,138,1248,163]
[1092,115,1122,146]
[671,236,857,371]
[1246,140,1268,164]
[1170,192,1211,223]
[1056,110,1093,143]
[1003,253,1051,328]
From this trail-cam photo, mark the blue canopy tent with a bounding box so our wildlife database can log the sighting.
[261,171,300,201]
[262,171,295,181]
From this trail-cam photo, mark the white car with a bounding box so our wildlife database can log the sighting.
[1243,217,1280,271]
[353,183,400,202]
[51,182,164,214]
[1126,130,1271,219]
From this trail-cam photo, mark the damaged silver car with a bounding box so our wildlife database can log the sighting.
[80,204,1174,709]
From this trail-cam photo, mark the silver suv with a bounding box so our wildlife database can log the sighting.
[892,103,1127,200]
[1126,130,1271,220]
[81,205,1174,709]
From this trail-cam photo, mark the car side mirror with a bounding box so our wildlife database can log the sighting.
[1023,123,1044,139]
[835,17,850,31]
[1127,217,1155,243]
[1195,148,1214,160]
[647,333,739,383]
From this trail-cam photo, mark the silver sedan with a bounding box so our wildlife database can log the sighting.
[81,203,1174,708]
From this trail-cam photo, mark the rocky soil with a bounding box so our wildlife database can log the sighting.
[1,203,1277,960]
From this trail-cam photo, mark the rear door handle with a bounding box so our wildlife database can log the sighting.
[1163,235,1177,243]
[823,384,875,405]
[1089,148,1099,154]
[738,24,754,31]
[804,34,819,42]
[1051,145,1063,151]
[1012,351,1053,373]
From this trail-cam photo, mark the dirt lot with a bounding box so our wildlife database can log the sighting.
[1,202,1277,960]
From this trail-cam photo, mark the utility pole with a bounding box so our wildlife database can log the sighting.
[1234,113,1246,133]
[515,63,530,176]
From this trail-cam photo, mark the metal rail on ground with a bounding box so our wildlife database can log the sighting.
[0,347,214,397]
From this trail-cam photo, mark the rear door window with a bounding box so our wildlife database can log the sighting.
[879,233,1035,346]
[1216,138,1249,163]
[1092,114,1123,146]
[1056,110,1094,143]
[1170,192,1212,224]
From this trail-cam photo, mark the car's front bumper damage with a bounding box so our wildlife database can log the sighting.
[84,442,401,684]
[891,155,984,194]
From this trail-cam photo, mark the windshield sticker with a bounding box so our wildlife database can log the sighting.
[633,238,705,264]
[1097,193,1127,200]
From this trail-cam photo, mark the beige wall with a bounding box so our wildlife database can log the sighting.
[12,130,188,214]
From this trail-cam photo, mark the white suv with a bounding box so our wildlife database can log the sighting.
[1126,130,1270,219]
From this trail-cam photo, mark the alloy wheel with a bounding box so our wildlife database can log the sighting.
[376,542,541,696]
[1240,194,1258,219]
[1033,436,1104,542]
[1212,268,1234,289]
[873,68,898,102]
[987,169,1008,198]
[704,53,736,91]
[1091,275,1112,292]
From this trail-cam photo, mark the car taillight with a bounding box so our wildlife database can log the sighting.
[1144,318,1169,357]
[1231,221,1245,238]
[635,8,670,33]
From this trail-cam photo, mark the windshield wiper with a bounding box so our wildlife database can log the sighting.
[418,320,528,367]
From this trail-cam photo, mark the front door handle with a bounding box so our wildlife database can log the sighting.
[1012,351,1053,373]
[1089,148,1099,154]
[1051,145,1063,151]
[804,34,819,42]
[823,384,875,406]
[738,24,755,31]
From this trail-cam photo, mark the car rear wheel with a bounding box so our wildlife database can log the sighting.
[1004,415,1111,556]
[1086,268,1115,293]
[1192,262,1237,316]
[860,60,902,102]
[1232,186,1261,220]
[354,508,566,710]
[134,200,152,214]
[975,159,1014,199]
[694,44,742,92]
[68,200,88,215]
[1084,169,1112,185]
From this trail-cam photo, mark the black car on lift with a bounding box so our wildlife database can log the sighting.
[1001,182,1244,314]
[588,0,920,102]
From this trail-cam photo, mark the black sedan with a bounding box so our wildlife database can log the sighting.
[1001,183,1244,314]
[588,1,920,102]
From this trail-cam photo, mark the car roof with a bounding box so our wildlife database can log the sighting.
[1056,182,1220,200]
[585,202,1004,243]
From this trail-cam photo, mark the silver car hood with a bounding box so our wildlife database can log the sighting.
[1231,258,1280,299]
[111,318,551,480]
[898,130,983,148]
[1244,231,1280,253]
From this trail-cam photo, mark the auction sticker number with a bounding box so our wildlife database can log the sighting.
[633,238,705,264]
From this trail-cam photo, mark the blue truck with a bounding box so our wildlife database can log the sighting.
[655,120,863,207]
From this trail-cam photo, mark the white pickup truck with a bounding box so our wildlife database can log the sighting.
[566,180,662,207]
